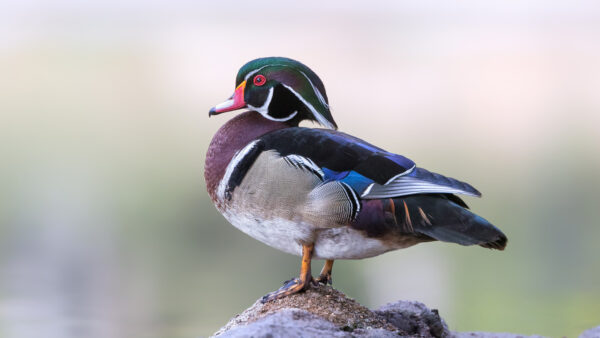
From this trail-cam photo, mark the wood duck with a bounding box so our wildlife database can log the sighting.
[205,57,507,302]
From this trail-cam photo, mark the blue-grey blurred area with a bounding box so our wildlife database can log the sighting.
[1,1,599,337]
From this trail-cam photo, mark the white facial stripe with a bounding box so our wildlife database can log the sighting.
[244,65,269,81]
[243,63,289,82]
[299,70,329,109]
[247,87,298,122]
[282,84,336,129]
[247,86,273,115]
[217,140,260,201]
[243,63,334,128]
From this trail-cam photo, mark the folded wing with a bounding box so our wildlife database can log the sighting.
[257,127,480,200]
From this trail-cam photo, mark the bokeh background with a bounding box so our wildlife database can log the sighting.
[1,1,600,337]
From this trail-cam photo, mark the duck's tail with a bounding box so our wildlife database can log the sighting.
[392,194,507,250]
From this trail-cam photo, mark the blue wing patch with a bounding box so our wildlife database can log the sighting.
[322,168,375,194]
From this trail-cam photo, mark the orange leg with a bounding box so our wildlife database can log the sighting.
[261,244,314,303]
[314,259,334,285]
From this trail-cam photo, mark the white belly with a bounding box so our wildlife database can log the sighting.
[221,209,397,260]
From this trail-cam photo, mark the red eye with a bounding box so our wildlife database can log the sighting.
[253,74,266,86]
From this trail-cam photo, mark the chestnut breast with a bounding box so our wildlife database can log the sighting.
[204,111,288,203]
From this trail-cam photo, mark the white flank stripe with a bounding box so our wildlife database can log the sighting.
[217,140,260,201]
[283,154,324,179]
[341,182,361,218]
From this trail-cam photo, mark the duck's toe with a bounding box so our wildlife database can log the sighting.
[313,259,334,286]
[313,273,332,286]
[261,277,310,303]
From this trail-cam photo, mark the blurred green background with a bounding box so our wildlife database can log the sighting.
[1,1,599,337]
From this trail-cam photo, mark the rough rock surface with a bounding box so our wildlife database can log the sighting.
[210,283,596,338]
[453,333,546,338]
[211,284,450,337]
[580,325,600,338]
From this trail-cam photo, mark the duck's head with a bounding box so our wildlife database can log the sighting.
[209,57,337,130]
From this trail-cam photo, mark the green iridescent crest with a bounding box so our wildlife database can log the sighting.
[236,57,337,129]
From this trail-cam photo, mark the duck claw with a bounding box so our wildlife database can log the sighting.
[261,277,309,303]
[313,273,332,285]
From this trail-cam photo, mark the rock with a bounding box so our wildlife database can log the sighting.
[211,283,450,338]
[580,325,600,338]
[452,333,547,338]
[215,309,398,338]
[376,300,449,337]
[210,283,600,337]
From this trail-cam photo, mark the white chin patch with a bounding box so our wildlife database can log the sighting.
[261,110,298,122]
[248,86,298,122]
